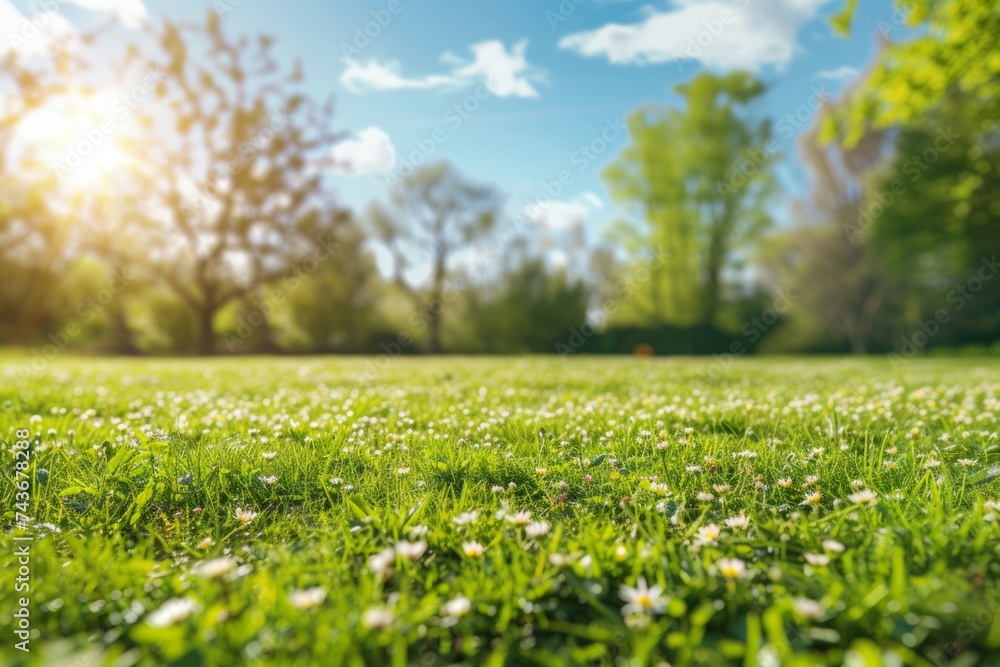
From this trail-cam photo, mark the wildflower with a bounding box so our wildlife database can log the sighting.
[686,465,702,473]
[696,492,715,502]
[957,459,978,467]
[408,524,429,539]
[259,475,277,485]
[369,547,396,576]
[716,557,746,580]
[713,483,730,494]
[197,537,214,550]
[725,515,750,530]
[453,510,479,527]
[535,467,547,477]
[525,521,551,538]
[262,451,277,460]
[290,587,326,609]
[361,607,395,629]
[506,510,532,525]
[462,541,486,557]
[396,467,411,475]
[442,595,472,618]
[329,477,343,485]
[792,597,824,620]
[193,557,237,579]
[777,478,793,489]
[649,482,671,496]
[802,491,822,505]
[698,524,722,541]
[395,540,427,560]
[146,597,197,627]
[803,552,830,567]
[848,490,878,506]
[619,577,667,616]
[235,508,258,525]
[613,544,629,561]
[822,539,845,554]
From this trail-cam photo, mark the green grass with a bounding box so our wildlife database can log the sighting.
[2,355,999,666]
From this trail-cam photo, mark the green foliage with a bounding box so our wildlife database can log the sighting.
[2,356,999,665]
[827,0,1000,145]
[604,72,775,328]
[464,260,589,353]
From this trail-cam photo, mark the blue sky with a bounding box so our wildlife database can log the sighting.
[4,0,908,248]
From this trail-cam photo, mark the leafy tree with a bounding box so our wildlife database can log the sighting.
[603,72,775,327]
[867,92,1000,348]
[466,259,589,353]
[766,90,901,354]
[368,161,502,353]
[122,16,341,354]
[0,33,96,342]
[829,0,1000,144]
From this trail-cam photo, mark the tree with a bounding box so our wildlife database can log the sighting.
[124,16,341,354]
[866,92,1000,349]
[465,259,589,353]
[368,161,502,353]
[0,32,98,343]
[829,0,1000,145]
[765,88,899,354]
[603,72,775,328]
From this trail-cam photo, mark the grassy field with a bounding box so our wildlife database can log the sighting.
[2,355,999,666]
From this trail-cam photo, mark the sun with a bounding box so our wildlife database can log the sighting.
[14,88,140,195]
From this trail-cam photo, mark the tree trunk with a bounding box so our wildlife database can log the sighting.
[196,306,216,355]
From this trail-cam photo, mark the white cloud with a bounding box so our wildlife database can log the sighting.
[342,39,544,98]
[559,0,831,72]
[66,0,149,29]
[1,0,78,58]
[341,60,459,93]
[0,0,147,59]
[815,65,859,82]
[525,192,603,232]
[328,126,396,175]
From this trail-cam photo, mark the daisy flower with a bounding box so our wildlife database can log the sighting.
[619,577,667,616]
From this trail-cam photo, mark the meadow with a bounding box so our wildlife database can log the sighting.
[2,355,1000,666]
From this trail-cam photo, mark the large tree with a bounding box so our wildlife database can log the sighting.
[603,72,775,327]
[368,161,502,353]
[122,16,341,354]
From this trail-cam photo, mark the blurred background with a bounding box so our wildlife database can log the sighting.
[1,0,998,360]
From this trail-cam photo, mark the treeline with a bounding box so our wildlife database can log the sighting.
[1,2,998,357]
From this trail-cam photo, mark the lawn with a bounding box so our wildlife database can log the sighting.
[2,355,999,666]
